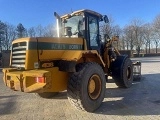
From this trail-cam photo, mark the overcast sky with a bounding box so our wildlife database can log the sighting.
[0,0,160,28]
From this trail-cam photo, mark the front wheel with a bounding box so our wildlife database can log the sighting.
[111,56,133,88]
[67,62,106,112]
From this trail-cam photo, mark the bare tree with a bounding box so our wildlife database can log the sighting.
[142,23,153,54]
[35,25,44,37]
[153,14,160,53]
[120,35,126,50]
[152,32,160,53]
[121,19,145,56]
[100,16,115,38]
[27,27,36,37]
[3,23,16,50]
[123,25,135,50]
[112,25,121,36]
[43,24,56,37]
[111,25,122,49]
[130,19,144,56]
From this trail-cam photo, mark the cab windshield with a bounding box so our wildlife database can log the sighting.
[62,15,84,36]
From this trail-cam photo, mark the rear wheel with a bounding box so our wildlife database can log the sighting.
[35,92,58,98]
[67,62,106,112]
[111,56,133,88]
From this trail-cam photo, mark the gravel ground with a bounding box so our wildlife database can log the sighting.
[0,57,160,120]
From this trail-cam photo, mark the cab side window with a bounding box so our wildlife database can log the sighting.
[89,16,99,47]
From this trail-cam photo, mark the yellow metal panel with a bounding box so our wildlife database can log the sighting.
[39,50,83,61]
[12,37,31,44]
[61,51,82,60]
[22,68,69,92]
[22,69,48,92]
[3,68,17,86]
[38,50,105,67]
[3,68,69,93]
[5,71,23,91]
[39,50,65,60]
[48,67,69,92]
[35,37,83,44]
[12,37,83,45]
[25,50,38,70]
[24,83,46,92]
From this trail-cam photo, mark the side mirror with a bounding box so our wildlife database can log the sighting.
[103,15,109,23]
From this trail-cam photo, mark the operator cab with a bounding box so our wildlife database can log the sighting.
[54,9,109,50]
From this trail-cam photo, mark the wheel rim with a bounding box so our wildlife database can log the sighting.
[127,66,131,80]
[88,74,102,100]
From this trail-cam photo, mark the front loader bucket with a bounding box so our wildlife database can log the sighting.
[132,61,141,81]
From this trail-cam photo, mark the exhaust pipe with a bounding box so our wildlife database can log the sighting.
[54,12,61,37]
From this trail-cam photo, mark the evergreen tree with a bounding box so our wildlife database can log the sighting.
[0,21,6,51]
[16,23,26,38]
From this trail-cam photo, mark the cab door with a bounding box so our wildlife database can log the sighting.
[88,15,100,50]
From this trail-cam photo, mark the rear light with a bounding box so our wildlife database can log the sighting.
[35,77,45,83]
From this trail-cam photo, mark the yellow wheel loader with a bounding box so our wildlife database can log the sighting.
[2,9,133,112]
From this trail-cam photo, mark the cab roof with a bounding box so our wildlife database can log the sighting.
[61,9,103,19]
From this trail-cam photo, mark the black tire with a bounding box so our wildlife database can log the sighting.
[67,62,106,112]
[35,92,58,98]
[111,55,133,88]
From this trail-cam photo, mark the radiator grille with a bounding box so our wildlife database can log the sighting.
[11,42,27,68]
